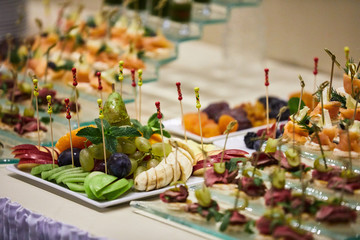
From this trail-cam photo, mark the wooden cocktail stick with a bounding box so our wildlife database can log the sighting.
[155,101,167,160]
[96,71,103,101]
[33,78,41,148]
[312,57,318,110]
[118,60,124,95]
[138,69,143,123]
[98,99,107,174]
[65,98,74,168]
[46,95,55,168]
[72,68,80,128]
[131,69,138,121]
[264,68,270,134]
[176,82,187,142]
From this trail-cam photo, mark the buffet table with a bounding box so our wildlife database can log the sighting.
[0,41,342,239]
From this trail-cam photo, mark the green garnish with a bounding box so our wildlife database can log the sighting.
[131,113,171,139]
[77,118,141,153]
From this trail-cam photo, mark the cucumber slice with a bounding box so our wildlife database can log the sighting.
[41,165,72,180]
[65,182,85,192]
[31,164,56,176]
[104,180,134,201]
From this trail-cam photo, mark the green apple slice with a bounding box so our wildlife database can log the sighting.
[66,183,85,192]
[89,174,117,199]
[84,171,106,200]
[48,167,83,181]
[104,179,134,201]
[56,172,89,184]
[63,177,88,183]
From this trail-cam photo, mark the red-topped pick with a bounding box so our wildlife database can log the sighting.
[131,69,138,120]
[176,82,182,101]
[96,71,103,90]
[264,68,270,134]
[264,68,269,86]
[313,57,319,109]
[71,67,80,127]
[65,98,75,168]
[176,82,187,142]
[72,67,78,86]
[155,101,166,160]
[65,98,71,119]
[313,57,319,76]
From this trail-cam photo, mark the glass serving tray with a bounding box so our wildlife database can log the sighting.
[131,186,256,240]
[131,185,360,240]
[280,143,360,175]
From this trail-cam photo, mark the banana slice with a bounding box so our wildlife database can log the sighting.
[134,170,148,191]
[170,162,182,182]
[155,164,167,189]
[168,138,196,164]
[162,163,174,186]
[146,167,157,191]
[167,151,192,182]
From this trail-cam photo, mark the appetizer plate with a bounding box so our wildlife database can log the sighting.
[6,164,203,208]
[163,117,275,144]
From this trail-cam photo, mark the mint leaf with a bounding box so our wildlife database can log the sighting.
[141,126,153,139]
[130,119,142,129]
[147,113,159,127]
[109,126,141,137]
[95,118,111,131]
[105,135,117,154]
[40,116,53,124]
[226,157,247,172]
[76,127,102,144]
[288,97,306,115]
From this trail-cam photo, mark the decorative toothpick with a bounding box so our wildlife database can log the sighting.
[155,101,167,160]
[65,98,75,168]
[118,60,124,95]
[72,68,80,128]
[96,71,103,101]
[297,75,305,116]
[33,78,41,148]
[46,95,55,168]
[138,69,143,123]
[44,43,56,84]
[176,82,187,142]
[264,68,270,134]
[131,69,138,120]
[194,87,204,152]
[344,46,350,67]
[324,48,341,101]
[313,57,319,109]
[98,99,107,174]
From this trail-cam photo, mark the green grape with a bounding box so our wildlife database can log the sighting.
[134,166,147,178]
[134,137,151,152]
[88,144,110,159]
[129,150,144,161]
[23,107,35,118]
[118,138,136,154]
[79,148,95,171]
[151,143,172,157]
[116,143,122,153]
[139,160,148,168]
[128,158,138,176]
[146,159,160,170]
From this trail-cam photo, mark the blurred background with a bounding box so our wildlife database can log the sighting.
[2,0,360,75]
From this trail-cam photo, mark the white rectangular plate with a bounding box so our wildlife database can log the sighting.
[6,164,204,208]
[163,118,277,144]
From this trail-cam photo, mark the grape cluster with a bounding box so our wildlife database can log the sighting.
[78,137,173,179]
